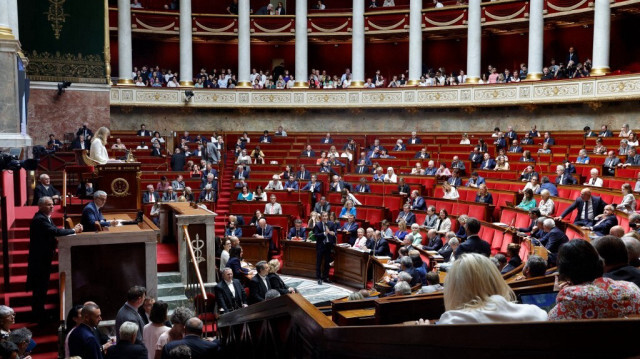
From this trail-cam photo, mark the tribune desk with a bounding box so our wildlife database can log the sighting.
[58,213,159,322]
[333,245,370,289]
[160,202,217,285]
[280,240,317,278]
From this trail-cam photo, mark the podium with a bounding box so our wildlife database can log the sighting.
[58,213,159,322]
[333,245,370,289]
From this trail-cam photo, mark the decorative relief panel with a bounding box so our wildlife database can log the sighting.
[109,75,640,108]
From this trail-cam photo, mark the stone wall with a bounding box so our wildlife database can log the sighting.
[28,82,111,145]
[110,101,638,135]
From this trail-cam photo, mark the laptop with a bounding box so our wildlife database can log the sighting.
[518,291,558,313]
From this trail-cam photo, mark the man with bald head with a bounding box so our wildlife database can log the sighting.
[622,237,640,267]
[583,205,618,237]
[28,197,82,320]
[32,173,61,205]
[555,188,606,226]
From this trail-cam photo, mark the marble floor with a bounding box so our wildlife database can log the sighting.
[280,275,354,305]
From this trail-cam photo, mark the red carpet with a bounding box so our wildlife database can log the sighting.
[157,243,179,272]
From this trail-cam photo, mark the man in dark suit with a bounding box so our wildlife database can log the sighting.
[330,175,349,192]
[340,215,359,245]
[455,217,491,257]
[566,46,579,67]
[162,188,178,202]
[355,160,370,174]
[409,190,426,211]
[438,236,458,262]
[598,124,613,138]
[447,170,462,187]
[469,148,483,165]
[594,235,640,288]
[423,229,442,251]
[170,148,186,171]
[142,185,159,204]
[493,134,506,151]
[233,165,249,180]
[161,318,219,359]
[254,218,274,251]
[248,261,271,304]
[295,165,311,180]
[301,145,315,158]
[259,130,272,143]
[32,173,61,205]
[106,321,147,359]
[27,196,81,320]
[355,178,370,193]
[115,286,146,343]
[603,151,620,176]
[68,304,103,359]
[314,212,336,285]
[198,185,217,203]
[370,233,391,257]
[505,126,518,141]
[288,219,307,239]
[543,132,555,145]
[480,153,496,170]
[396,204,416,226]
[555,165,577,185]
[214,268,248,313]
[414,148,430,159]
[302,175,322,194]
[408,131,422,145]
[555,188,606,226]
[71,134,89,150]
[508,140,523,153]
[620,147,640,168]
[81,191,116,232]
[583,126,598,138]
[321,133,333,144]
[586,205,618,237]
[136,124,152,136]
[536,219,569,265]
[150,142,163,157]
[76,123,93,141]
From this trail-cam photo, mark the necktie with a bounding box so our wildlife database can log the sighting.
[360,186,365,192]
[359,167,364,174]
[591,178,595,185]
[150,194,154,202]
[583,201,588,220]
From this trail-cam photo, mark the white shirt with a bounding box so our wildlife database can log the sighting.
[443,188,459,200]
[89,139,109,164]
[353,236,368,250]
[586,177,603,187]
[167,81,177,87]
[226,280,236,297]
[437,295,548,324]
[538,198,555,216]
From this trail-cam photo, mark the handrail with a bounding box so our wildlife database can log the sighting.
[1,195,9,292]
[58,271,67,359]
[182,225,207,300]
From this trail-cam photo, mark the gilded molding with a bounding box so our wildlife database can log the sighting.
[109,74,640,109]
[46,0,69,40]
[25,50,106,84]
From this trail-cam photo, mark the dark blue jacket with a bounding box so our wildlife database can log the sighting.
[81,202,111,232]
[455,235,491,257]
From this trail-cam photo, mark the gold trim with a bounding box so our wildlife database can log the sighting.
[294,81,309,88]
[524,73,542,81]
[484,5,527,21]
[350,81,365,88]
[110,177,130,197]
[118,78,135,85]
[407,80,420,86]
[236,81,252,88]
[179,81,195,87]
[590,67,611,76]
[46,0,69,40]
[0,26,14,40]
[465,76,480,84]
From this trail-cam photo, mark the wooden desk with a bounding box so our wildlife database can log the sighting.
[281,240,317,278]
[238,237,270,265]
[333,308,376,326]
[58,213,159,322]
[333,245,369,289]
[160,202,217,284]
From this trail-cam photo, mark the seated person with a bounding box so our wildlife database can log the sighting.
[339,200,357,218]
[500,243,522,274]
[162,187,177,202]
[593,235,640,288]
[475,184,493,205]
[584,168,603,187]
[424,161,438,175]
[584,205,618,237]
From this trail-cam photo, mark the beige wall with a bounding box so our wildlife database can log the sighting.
[110,101,638,135]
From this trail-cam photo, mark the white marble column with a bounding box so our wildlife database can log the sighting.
[0,0,14,39]
[6,0,18,40]
[351,0,365,87]
[237,0,251,87]
[465,0,481,83]
[117,0,134,85]
[591,0,611,76]
[525,0,543,80]
[408,0,422,86]
[294,0,308,87]
[179,0,194,86]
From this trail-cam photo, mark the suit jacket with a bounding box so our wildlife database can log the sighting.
[424,236,443,251]
[313,202,331,214]
[267,273,291,295]
[256,225,273,239]
[68,324,103,359]
[424,167,438,175]
[544,137,555,145]
[81,202,111,232]
[201,179,218,190]
[592,215,618,236]
[372,238,391,257]
[393,145,406,151]
[115,303,145,343]
[170,153,186,171]
[408,137,422,144]
[233,170,249,179]
[162,192,178,201]
[508,146,523,153]
[288,226,306,239]
[604,266,640,288]
[71,138,89,150]
[313,221,337,250]
[466,176,486,187]
[560,195,606,223]
[105,341,147,359]
[214,279,247,312]
[455,235,491,257]
[505,131,518,140]
[322,138,334,144]
[150,147,162,157]
[32,183,61,205]
[481,159,496,170]
[264,203,282,215]
[302,181,322,193]
[438,243,453,262]
[171,180,185,189]
[199,190,217,202]
[296,170,311,180]
[396,211,416,225]
[76,127,94,139]
[341,221,359,245]
[603,157,620,169]
[536,182,558,196]
[355,184,370,193]
[248,275,271,304]
[475,192,493,205]
[521,138,534,145]
[414,152,430,159]
[555,173,577,185]
[355,165,370,174]
[162,335,219,359]
[27,211,75,290]
[142,191,159,203]
[284,181,299,190]
[539,227,569,263]
[137,130,152,136]
[469,153,483,164]
[501,256,523,274]
[301,150,316,157]
[330,181,350,192]
[626,155,640,166]
[599,130,613,137]
[411,196,426,211]
[259,135,272,143]
[447,177,462,187]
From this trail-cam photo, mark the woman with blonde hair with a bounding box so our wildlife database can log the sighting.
[422,253,547,324]
[267,259,297,294]
[90,126,111,164]
[618,183,636,214]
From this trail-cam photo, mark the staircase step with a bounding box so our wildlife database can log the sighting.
[0,262,59,276]
[7,288,58,309]
[158,294,191,312]
[157,271,182,284]
[158,282,186,297]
